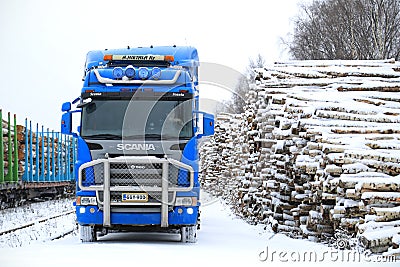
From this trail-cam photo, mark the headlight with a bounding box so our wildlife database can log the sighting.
[175,197,197,206]
[77,196,97,206]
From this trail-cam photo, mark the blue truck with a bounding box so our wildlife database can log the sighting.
[61,46,214,242]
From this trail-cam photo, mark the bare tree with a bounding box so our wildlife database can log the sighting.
[247,54,266,79]
[231,75,250,114]
[288,0,400,60]
[230,54,265,114]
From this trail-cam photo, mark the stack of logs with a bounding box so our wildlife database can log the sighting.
[1,118,25,178]
[1,112,72,182]
[200,60,400,256]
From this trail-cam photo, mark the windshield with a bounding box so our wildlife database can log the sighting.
[81,99,193,140]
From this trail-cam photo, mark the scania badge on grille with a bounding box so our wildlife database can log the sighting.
[130,165,146,170]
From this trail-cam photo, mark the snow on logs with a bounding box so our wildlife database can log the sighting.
[200,60,400,256]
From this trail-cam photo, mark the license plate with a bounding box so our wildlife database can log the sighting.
[121,193,148,202]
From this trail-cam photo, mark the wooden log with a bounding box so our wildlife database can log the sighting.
[357,220,400,234]
[337,86,400,92]
[362,192,400,204]
[359,227,400,253]
[371,206,400,221]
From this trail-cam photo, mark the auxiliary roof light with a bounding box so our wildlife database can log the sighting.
[138,67,149,80]
[164,55,174,61]
[125,65,135,79]
[112,67,124,79]
[151,67,162,80]
[103,54,113,61]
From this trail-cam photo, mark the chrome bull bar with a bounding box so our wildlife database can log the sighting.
[78,156,194,228]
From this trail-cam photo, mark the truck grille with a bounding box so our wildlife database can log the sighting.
[80,159,191,204]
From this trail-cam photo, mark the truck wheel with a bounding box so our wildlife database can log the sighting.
[181,225,197,243]
[80,225,97,242]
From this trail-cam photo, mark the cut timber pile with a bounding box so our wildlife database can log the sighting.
[1,113,70,182]
[200,59,400,256]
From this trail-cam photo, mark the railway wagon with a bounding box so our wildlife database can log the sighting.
[0,109,76,208]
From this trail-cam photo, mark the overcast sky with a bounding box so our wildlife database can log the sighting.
[0,0,304,130]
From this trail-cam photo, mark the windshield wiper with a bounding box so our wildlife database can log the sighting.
[123,134,190,140]
[160,135,189,140]
[145,134,163,139]
[83,134,122,140]
[123,134,161,140]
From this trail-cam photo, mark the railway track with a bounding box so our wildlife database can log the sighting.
[0,210,76,239]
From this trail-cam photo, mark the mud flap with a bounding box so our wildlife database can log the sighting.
[80,225,97,242]
[181,225,197,243]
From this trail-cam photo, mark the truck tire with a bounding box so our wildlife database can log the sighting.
[80,225,97,242]
[181,225,197,243]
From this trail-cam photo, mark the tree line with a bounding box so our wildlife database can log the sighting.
[290,0,400,60]
[230,0,400,113]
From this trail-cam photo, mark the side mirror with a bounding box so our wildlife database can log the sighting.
[203,113,214,136]
[62,102,71,112]
[61,112,72,135]
[194,111,214,138]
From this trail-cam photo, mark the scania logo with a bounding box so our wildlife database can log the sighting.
[89,92,102,96]
[130,165,145,170]
[172,93,184,97]
[116,143,156,151]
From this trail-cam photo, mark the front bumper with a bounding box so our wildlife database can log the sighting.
[77,156,195,228]
[76,205,199,226]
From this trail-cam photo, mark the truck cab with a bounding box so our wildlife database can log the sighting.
[61,46,214,242]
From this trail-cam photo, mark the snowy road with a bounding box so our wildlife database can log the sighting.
[0,193,397,267]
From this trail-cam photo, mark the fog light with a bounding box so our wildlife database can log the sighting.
[177,208,183,214]
[90,208,95,213]
[79,207,86,214]
[187,208,194,215]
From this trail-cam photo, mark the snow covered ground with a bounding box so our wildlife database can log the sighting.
[0,192,398,267]
[0,198,75,248]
